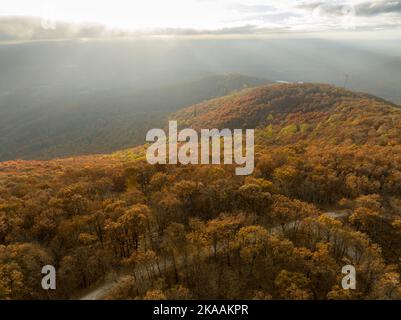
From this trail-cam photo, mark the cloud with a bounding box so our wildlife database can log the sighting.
[225,3,278,14]
[1,1,401,41]
[0,16,140,41]
[0,16,105,40]
[298,0,401,17]
[0,16,291,41]
[172,24,290,35]
[356,0,401,16]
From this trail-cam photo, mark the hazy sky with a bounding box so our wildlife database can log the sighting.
[1,0,401,37]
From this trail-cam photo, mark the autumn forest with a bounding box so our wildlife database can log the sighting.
[1,83,401,300]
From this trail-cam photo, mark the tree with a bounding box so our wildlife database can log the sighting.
[0,262,25,299]
[163,223,187,282]
[206,213,246,262]
[0,212,10,244]
[238,184,271,215]
[105,204,151,257]
[167,285,192,300]
[274,270,312,300]
[327,285,356,300]
[0,243,53,299]
[370,272,401,300]
[144,289,167,300]
[235,226,269,274]
[270,195,318,237]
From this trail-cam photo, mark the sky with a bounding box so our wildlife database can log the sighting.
[1,0,401,39]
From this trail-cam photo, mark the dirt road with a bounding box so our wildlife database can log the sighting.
[78,210,350,300]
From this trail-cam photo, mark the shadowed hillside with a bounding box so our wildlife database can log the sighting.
[0,73,270,161]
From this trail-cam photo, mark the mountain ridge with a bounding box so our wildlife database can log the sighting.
[1,82,400,169]
[171,83,401,148]
[172,83,400,129]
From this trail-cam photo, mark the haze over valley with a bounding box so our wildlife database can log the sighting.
[1,37,401,160]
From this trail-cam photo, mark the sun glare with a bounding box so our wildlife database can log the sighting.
[1,0,401,35]
[0,0,238,30]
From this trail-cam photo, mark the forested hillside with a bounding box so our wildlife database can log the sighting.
[1,83,401,300]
